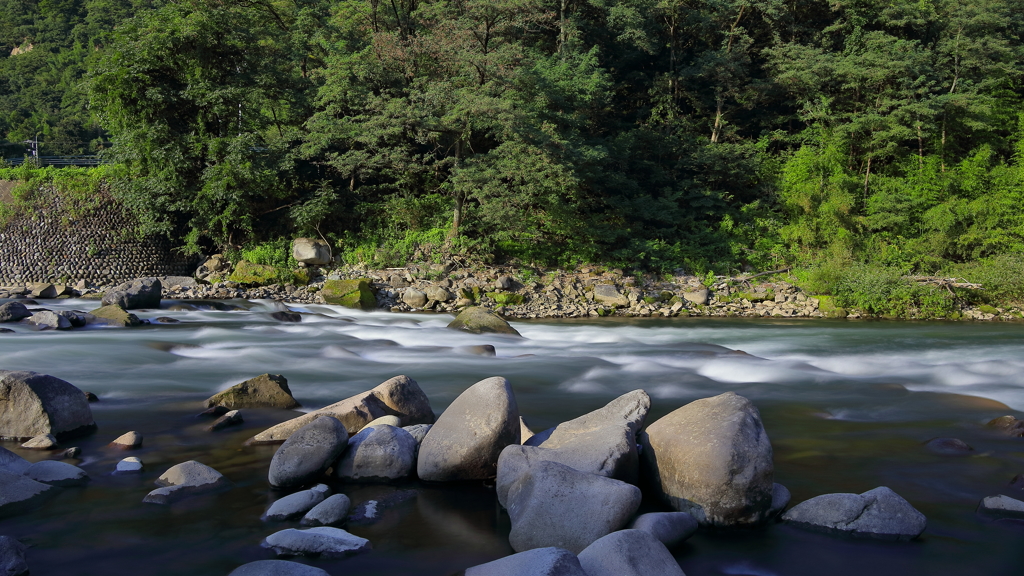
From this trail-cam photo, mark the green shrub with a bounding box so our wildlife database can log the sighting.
[943,254,1024,304]
[241,240,295,268]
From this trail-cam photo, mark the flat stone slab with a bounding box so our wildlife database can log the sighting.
[0,468,58,517]
[261,527,371,559]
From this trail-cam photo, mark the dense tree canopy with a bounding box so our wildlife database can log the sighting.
[2,0,1023,274]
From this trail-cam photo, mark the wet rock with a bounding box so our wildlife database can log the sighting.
[628,512,698,547]
[447,307,521,336]
[418,376,520,482]
[977,494,1024,519]
[0,448,31,474]
[268,417,349,489]
[0,535,28,576]
[154,317,179,324]
[359,415,401,431]
[0,328,13,334]
[0,469,58,517]
[301,494,351,527]
[507,460,641,554]
[199,406,230,418]
[271,311,302,322]
[205,374,299,410]
[264,485,330,521]
[333,424,417,482]
[24,460,88,487]
[58,310,86,327]
[292,238,332,266]
[229,559,330,576]
[143,461,230,504]
[403,289,428,308]
[207,410,243,431]
[781,486,927,540]
[987,415,1024,437]
[89,304,142,327]
[0,302,31,322]
[1010,474,1024,491]
[640,392,774,527]
[116,457,143,474]
[21,434,57,450]
[84,391,99,402]
[247,375,433,443]
[109,431,143,450]
[62,446,81,458]
[464,547,588,576]
[770,483,791,517]
[101,277,162,310]
[578,529,684,576]
[593,284,629,307]
[261,527,371,559]
[925,437,974,455]
[28,283,57,299]
[320,279,376,310]
[27,311,71,330]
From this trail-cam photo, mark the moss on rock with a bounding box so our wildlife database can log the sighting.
[485,292,525,306]
[90,304,142,326]
[447,306,521,336]
[321,278,376,310]
[228,260,291,286]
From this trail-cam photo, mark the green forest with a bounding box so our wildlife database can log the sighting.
[2,0,1024,305]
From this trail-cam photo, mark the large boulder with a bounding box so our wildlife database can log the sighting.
[229,560,329,576]
[0,371,96,441]
[417,376,520,482]
[0,535,29,576]
[333,424,417,482]
[228,261,286,286]
[465,547,588,576]
[247,375,433,444]
[0,469,58,517]
[321,279,376,310]
[577,529,685,576]
[0,447,31,474]
[592,284,629,307]
[268,417,349,489]
[205,373,299,409]
[292,238,332,266]
[261,527,371,559]
[447,307,521,336]
[101,277,162,309]
[506,460,641,554]
[639,392,774,527]
[142,461,231,504]
[402,289,428,308]
[781,486,927,540]
[0,302,31,322]
[26,311,71,330]
[89,305,142,327]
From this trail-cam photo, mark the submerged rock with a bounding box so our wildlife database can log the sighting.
[577,529,685,576]
[205,373,299,409]
[0,469,58,517]
[228,559,329,576]
[506,460,641,554]
[20,434,58,450]
[0,370,96,442]
[89,304,142,327]
[464,547,588,576]
[207,410,243,432]
[447,306,521,336]
[246,375,433,444]
[301,493,352,527]
[143,461,230,504]
[418,376,520,482]
[261,527,371,559]
[987,415,1024,437]
[925,438,974,455]
[0,535,29,576]
[24,460,89,487]
[116,457,144,474]
[268,417,348,489]
[640,392,774,527]
[781,486,927,540]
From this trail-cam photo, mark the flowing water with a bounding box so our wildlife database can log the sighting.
[1,299,1023,575]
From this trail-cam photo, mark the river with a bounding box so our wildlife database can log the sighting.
[1,299,1022,575]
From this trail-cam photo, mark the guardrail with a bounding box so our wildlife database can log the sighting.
[4,156,108,167]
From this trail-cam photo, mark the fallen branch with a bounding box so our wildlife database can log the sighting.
[906,276,983,290]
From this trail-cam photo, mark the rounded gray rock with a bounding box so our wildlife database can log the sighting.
[228,559,329,576]
[27,311,71,330]
[261,527,371,558]
[639,392,774,527]
[269,416,349,489]
[0,535,28,576]
[628,512,698,547]
[333,424,417,482]
[24,460,89,487]
[447,307,521,336]
[417,377,520,481]
[264,485,329,521]
[577,529,685,576]
[0,447,31,474]
[403,289,428,308]
[116,457,143,474]
[301,493,351,527]
[781,486,926,540]
[143,460,230,504]
[109,431,143,450]
[0,302,31,323]
[0,371,96,442]
[507,460,641,554]
[101,277,162,310]
[977,494,1024,519]
[465,547,588,576]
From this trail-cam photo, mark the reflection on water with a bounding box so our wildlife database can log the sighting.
[1,299,1023,575]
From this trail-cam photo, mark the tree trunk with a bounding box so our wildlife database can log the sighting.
[711,97,724,143]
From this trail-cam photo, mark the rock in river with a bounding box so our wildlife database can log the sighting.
[109,431,143,450]
[506,460,641,554]
[577,529,685,576]
[143,461,230,504]
[447,306,521,336]
[301,494,352,527]
[418,376,520,482]
[977,494,1024,519]
[628,512,698,548]
[0,469,58,517]
[229,559,329,576]
[465,547,588,576]
[0,371,96,442]
[264,485,330,521]
[24,460,89,487]
[0,535,29,576]
[101,277,162,310]
[781,486,927,540]
[261,527,371,559]
[333,424,417,482]
[26,311,71,330]
[0,302,31,323]
[205,373,299,410]
[0,447,31,474]
[640,392,774,527]
[268,417,348,489]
